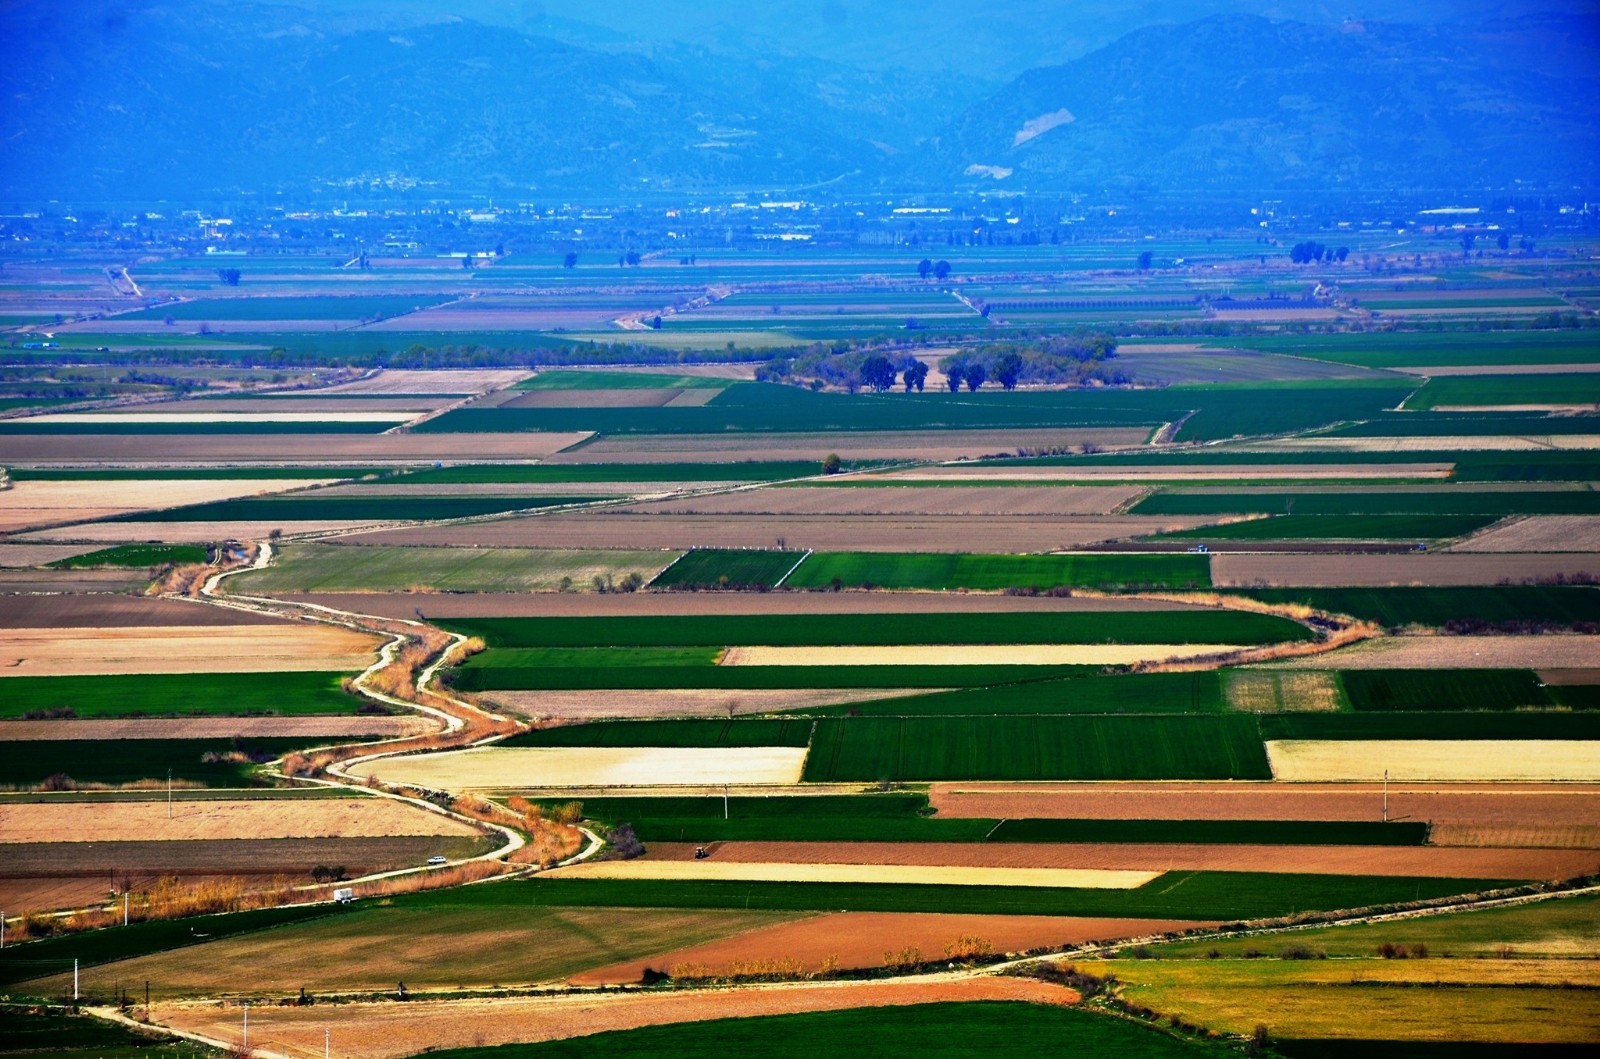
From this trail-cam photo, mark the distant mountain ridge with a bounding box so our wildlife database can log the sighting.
[0,3,1594,201]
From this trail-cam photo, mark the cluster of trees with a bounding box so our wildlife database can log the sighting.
[216,268,241,285]
[1289,242,1350,264]
[915,258,953,281]
[940,333,1122,391]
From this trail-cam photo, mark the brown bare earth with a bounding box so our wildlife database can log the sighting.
[155,976,1078,1058]
[929,782,1600,829]
[0,594,287,629]
[572,912,1214,984]
[1265,635,1600,669]
[640,841,1594,881]
[345,513,1213,551]
[1539,669,1600,685]
[0,543,100,567]
[102,398,446,414]
[0,478,334,533]
[486,688,933,722]
[0,716,434,740]
[542,428,1153,464]
[0,570,150,593]
[613,484,1147,517]
[0,431,589,464]
[1450,516,1600,553]
[0,797,479,843]
[1212,552,1600,587]
[270,591,1198,619]
[313,370,531,394]
[0,625,382,676]
[18,520,404,544]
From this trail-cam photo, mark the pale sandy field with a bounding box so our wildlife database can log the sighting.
[1213,552,1600,587]
[153,977,1074,1059]
[1267,740,1600,782]
[0,716,433,740]
[1450,515,1600,552]
[0,431,590,463]
[0,797,478,843]
[614,485,1147,517]
[0,478,333,532]
[544,860,1160,889]
[15,412,416,425]
[721,644,1247,667]
[0,542,99,567]
[346,746,810,789]
[1261,635,1600,669]
[880,465,1454,482]
[0,625,382,676]
[314,369,531,394]
[488,688,933,722]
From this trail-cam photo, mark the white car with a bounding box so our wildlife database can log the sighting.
[427,855,448,866]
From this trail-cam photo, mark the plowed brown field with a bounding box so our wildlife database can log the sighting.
[613,485,1146,517]
[0,478,334,533]
[345,514,1210,551]
[0,625,382,676]
[0,594,286,629]
[155,977,1078,1059]
[0,431,589,464]
[640,841,1593,880]
[1450,516,1600,553]
[1266,635,1600,669]
[571,912,1214,984]
[0,797,478,843]
[486,688,932,722]
[1212,552,1600,587]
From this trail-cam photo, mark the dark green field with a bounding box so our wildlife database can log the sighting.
[649,548,807,588]
[1404,373,1600,410]
[391,461,826,484]
[0,737,316,786]
[421,1002,1224,1059]
[106,494,602,523]
[46,543,208,568]
[1153,514,1496,540]
[1328,413,1600,438]
[783,551,1211,591]
[442,611,1308,648]
[806,672,1228,716]
[0,1009,192,1057]
[0,672,361,719]
[802,715,1272,781]
[1236,586,1600,629]
[1339,670,1561,712]
[0,421,391,435]
[1258,712,1600,741]
[971,449,1600,483]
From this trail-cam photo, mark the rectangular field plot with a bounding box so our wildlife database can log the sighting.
[1132,490,1600,517]
[547,861,1161,890]
[0,671,361,719]
[650,548,807,589]
[1154,514,1499,541]
[502,719,813,748]
[1405,373,1600,410]
[106,494,604,523]
[721,644,1255,667]
[783,551,1210,591]
[0,625,381,677]
[346,746,810,788]
[1267,740,1600,782]
[450,663,1091,692]
[815,672,1227,717]
[518,369,731,390]
[0,737,315,786]
[234,544,677,594]
[391,461,825,484]
[802,715,1272,782]
[1237,586,1600,630]
[46,543,209,568]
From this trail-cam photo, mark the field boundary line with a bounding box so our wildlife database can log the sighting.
[773,548,814,587]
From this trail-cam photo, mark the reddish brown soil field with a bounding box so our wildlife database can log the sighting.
[0,594,287,629]
[345,514,1207,551]
[159,976,1078,1059]
[1212,552,1600,587]
[271,590,1197,619]
[571,912,1212,984]
[1540,669,1600,685]
[641,841,1595,880]
[929,782,1600,829]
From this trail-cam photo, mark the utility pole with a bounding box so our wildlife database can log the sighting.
[1382,769,1388,823]
[167,769,172,820]
[1,911,6,949]
[145,980,150,1021]
[73,958,79,1002]
[326,1026,331,1059]
[123,890,129,926]
[724,784,729,821]
[242,1002,249,1050]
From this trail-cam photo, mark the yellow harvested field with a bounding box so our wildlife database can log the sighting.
[346,746,810,789]
[1263,635,1600,670]
[0,625,382,676]
[1450,516,1600,552]
[0,478,332,533]
[16,411,416,424]
[0,716,434,740]
[615,485,1147,517]
[315,369,531,394]
[721,644,1247,667]
[486,688,933,722]
[881,465,1453,482]
[545,860,1160,889]
[0,797,478,843]
[1267,740,1600,782]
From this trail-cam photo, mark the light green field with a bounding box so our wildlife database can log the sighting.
[232,543,681,593]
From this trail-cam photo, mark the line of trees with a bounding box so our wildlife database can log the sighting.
[1289,241,1349,264]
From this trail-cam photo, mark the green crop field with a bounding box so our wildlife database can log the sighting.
[808,672,1227,716]
[1258,712,1600,741]
[1339,670,1562,712]
[1203,330,1600,370]
[783,551,1210,591]
[802,715,1272,782]
[0,672,361,719]
[501,718,814,748]
[235,543,676,593]
[1153,515,1497,541]
[441,612,1308,648]
[972,449,1600,483]
[1132,491,1600,517]
[525,871,1514,919]
[0,737,317,787]
[0,1009,194,1057]
[649,548,807,588]
[421,1002,1225,1059]
[1328,413,1600,438]
[1404,374,1600,410]
[109,494,604,523]
[46,543,208,568]
[1236,586,1600,630]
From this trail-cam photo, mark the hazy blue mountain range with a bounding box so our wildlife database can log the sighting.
[0,1,1594,201]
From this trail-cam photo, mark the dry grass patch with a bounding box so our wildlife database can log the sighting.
[1450,515,1600,552]
[544,860,1159,889]
[0,431,590,464]
[347,746,810,789]
[0,625,382,676]
[1213,551,1600,587]
[1264,635,1600,669]
[307,369,532,394]
[544,428,1152,463]
[1224,670,1344,712]
[1267,740,1600,782]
